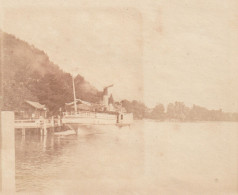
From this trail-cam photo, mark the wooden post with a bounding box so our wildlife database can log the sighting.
[43,119,47,136]
[50,136,54,148]
[51,116,54,127]
[22,128,25,136]
[58,116,61,127]
[0,111,15,193]
[51,116,54,133]
[21,133,25,146]
[40,127,47,136]
[75,128,79,135]
[43,136,47,152]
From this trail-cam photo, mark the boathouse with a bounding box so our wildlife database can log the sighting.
[15,100,47,119]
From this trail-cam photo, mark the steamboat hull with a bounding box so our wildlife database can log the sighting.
[62,112,133,132]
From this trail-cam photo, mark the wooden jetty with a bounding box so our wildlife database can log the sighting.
[14,116,63,136]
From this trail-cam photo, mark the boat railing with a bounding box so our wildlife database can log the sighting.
[63,111,117,120]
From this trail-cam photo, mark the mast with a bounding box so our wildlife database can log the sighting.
[72,75,77,113]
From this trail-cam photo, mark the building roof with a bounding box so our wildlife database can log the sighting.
[25,100,46,110]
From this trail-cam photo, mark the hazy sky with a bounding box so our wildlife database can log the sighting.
[1,0,238,112]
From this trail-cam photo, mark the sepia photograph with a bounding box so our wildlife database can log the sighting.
[0,0,238,194]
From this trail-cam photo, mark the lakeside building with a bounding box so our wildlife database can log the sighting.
[15,100,47,119]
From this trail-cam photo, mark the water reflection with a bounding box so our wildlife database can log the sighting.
[15,121,238,194]
[16,133,77,162]
[15,122,145,193]
[15,133,77,192]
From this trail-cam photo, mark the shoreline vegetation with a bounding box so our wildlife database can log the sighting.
[122,100,238,122]
[1,30,238,122]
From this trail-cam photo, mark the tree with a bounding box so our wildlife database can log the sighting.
[167,103,175,119]
[121,100,147,119]
[151,104,165,120]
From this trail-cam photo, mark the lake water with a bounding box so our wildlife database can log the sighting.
[15,120,238,194]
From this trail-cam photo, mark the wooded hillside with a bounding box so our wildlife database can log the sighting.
[0,31,101,114]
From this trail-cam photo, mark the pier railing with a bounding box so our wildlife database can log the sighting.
[14,117,62,129]
[15,119,42,128]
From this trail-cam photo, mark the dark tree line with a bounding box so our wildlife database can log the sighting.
[122,101,238,122]
[164,102,238,121]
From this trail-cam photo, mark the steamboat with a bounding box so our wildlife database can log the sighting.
[62,76,133,132]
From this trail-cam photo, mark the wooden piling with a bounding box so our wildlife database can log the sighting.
[22,128,26,136]
[42,119,47,136]
[75,128,79,135]
[0,111,15,193]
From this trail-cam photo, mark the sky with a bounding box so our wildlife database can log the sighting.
[1,0,238,112]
